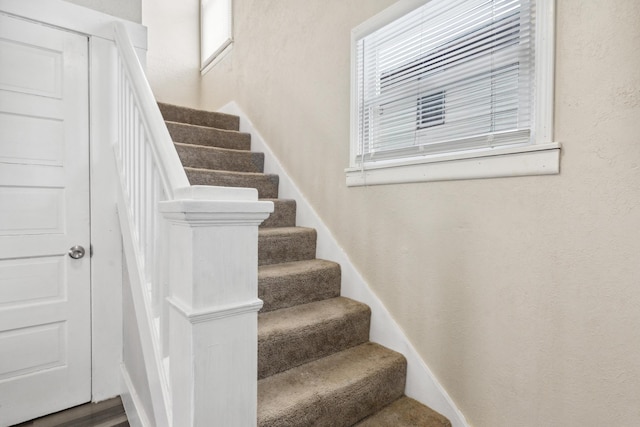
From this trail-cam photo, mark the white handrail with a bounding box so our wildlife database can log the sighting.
[114,22,189,199]
[113,22,273,426]
[113,22,176,427]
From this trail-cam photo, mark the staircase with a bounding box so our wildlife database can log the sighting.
[158,103,451,427]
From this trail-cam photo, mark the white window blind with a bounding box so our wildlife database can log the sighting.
[355,0,535,164]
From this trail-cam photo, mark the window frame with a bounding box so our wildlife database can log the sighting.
[200,0,233,73]
[347,0,559,186]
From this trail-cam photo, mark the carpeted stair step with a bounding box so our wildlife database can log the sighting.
[166,121,251,151]
[355,396,452,427]
[258,227,316,266]
[163,103,452,427]
[158,102,239,131]
[186,167,279,198]
[259,259,341,312]
[258,297,370,379]
[176,142,264,173]
[257,342,406,427]
[259,199,296,228]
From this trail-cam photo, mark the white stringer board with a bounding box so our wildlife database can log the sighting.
[0,13,91,426]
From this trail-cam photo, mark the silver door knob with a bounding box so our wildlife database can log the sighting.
[68,245,85,259]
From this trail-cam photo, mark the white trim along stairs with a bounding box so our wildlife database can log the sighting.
[160,102,469,426]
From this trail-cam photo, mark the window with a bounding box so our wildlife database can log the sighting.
[347,0,559,186]
[200,0,232,71]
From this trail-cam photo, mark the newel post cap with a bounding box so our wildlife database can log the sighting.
[159,187,273,226]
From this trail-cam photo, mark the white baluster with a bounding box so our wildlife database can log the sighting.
[126,87,133,202]
[160,213,171,360]
[144,141,154,282]
[120,65,125,167]
[139,130,147,272]
[149,166,159,318]
[134,108,141,238]
[117,61,122,164]
[122,82,128,191]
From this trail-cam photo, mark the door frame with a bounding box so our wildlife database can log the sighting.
[0,0,147,402]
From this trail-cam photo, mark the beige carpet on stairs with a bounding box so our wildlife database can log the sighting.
[159,102,452,427]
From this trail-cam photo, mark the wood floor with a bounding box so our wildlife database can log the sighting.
[13,397,129,427]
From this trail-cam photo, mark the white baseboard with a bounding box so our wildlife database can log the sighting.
[120,365,154,427]
[220,101,469,427]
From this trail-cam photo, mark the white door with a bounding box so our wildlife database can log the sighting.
[0,14,91,426]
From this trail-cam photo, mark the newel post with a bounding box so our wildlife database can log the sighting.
[159,187,273,427]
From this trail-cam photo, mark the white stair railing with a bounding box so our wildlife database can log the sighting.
[113,22,273,426]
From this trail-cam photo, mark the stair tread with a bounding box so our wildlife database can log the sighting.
[175,141,257,155]
[258,227,316,266]
[259,296,369,339]
[186,167,279,199]
[260,197,295,202]
[258,226,314,236]
[258,342,406,427]
[259,259,341,312]
[159,102,239,130]
[185,166,276,178]
[258,258,337,279]
[176,142,264,173]
[166,120,247,134]
[355,397,452,427]
[258,297,370,378]
[259,198,296,228]
[167,121,251,150]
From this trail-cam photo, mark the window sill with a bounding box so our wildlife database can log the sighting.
[345,142,561,186]
[201,39,233,75]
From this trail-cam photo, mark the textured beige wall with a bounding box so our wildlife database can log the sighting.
[194,0,640,425]
[63,0,141,22]
[63,0,201,105]
[142,0,201,107]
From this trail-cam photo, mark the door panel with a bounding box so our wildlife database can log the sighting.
[0,13,90,426]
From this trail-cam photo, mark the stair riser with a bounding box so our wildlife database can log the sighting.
[259,263,340,312]
[258,230,316,265]
[176,144,264,173]
[258,306,370,379]
[167,121,251,150]
[159,102,239,130]
[260,199,296,228]
[186,168,279,199]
